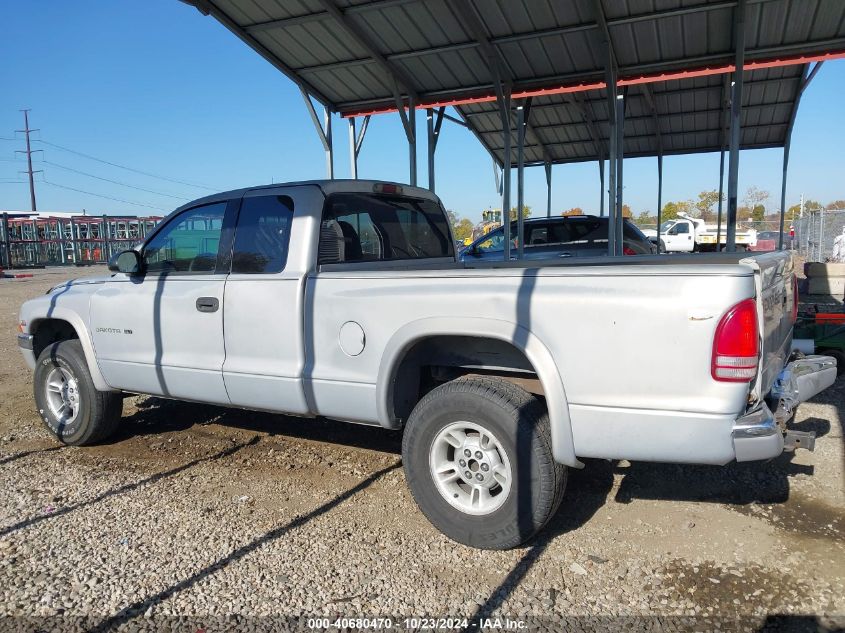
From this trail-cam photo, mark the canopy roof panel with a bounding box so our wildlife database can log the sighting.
[184,0,845,164]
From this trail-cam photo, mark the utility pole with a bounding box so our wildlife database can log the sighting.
[16,110,42,212]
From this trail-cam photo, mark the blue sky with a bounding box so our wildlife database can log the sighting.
[1,0,843,224]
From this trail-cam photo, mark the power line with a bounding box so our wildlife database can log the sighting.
[42,179,168,212]
[35,139,216,191]
[42,160,190,201]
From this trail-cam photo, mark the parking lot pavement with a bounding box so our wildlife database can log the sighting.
[1,268,843,631]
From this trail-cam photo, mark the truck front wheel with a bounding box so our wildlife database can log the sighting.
[402,376,566,549]
[34,340,122,446]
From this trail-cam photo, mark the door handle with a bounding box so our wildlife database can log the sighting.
[196,297,219,313]
[558,252,573,258]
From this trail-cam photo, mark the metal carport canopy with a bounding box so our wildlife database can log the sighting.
[182,0,845,167]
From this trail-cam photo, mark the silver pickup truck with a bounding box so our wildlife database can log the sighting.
[17,180,837,549]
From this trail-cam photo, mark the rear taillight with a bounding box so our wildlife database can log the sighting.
[791,274,799,323]
[712,298,759,382]
[623,246,636,256]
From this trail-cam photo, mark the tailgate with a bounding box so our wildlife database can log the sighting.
[751,251,795,399]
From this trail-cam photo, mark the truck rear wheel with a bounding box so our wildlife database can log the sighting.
[34,340,122,446]
[402,376,566,549]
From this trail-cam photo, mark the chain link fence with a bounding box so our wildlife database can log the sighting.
[794,210,845,262]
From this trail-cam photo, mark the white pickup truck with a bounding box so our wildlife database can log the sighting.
[17,180,837,549]
[644,213,758,253]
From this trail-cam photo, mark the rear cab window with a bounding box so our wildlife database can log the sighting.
[319,192,454,264]
[231,194,294,273]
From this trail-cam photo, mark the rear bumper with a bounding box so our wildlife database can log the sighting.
[732,403,783,462]
[732,355,837,462]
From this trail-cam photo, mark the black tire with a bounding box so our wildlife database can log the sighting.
[34,340,122,445]
[658,240,667,254]
[402,376,566,549]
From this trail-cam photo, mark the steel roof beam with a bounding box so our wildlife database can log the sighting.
[338,44,845,115]
[640,84,663,154]
[314,0,417,103]
[481,122,784,151]
[181,0,332,105]
[251,0,779,58]
[244,0,418,32]
[451,0,553,166]
[517,100,795,131]
[563,93,607,159]
[459,86,796,118]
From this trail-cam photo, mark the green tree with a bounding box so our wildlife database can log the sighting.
[751,204,766,222]
[660,199,693,222]
[661,201,681,221]
[636,211,655,225]
[695,190,722,221]
[508,205,532,221]
[805,199,823,213]
[453,218,474,241]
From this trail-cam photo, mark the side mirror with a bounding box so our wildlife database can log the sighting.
[108,249,143,275]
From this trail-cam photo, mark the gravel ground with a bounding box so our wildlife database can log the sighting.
[0,267,843,632]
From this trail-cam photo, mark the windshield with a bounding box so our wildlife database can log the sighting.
[659,220,675,232]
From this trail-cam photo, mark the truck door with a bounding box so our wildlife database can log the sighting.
[221,186,317,414]
[666,220,695,252]
[90,200,232,403]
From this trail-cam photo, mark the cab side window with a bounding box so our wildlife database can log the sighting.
[231,195,294,274]
[143,202,226,274]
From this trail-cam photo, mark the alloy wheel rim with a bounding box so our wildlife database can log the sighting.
[44,366,80,426]
[429,421,512,516]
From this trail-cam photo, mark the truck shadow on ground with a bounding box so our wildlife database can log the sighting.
[0,437,259,539]
[112,396,403,455]
[88,461,401,633]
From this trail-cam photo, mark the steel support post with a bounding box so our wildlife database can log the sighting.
[778,138,790,251]
[1,212,9,269]
[69,218,80,264]
[427,108,445,192]
[102,215,111,260]
[300,88,334,179]
[656,152,664,248]
[408,96,417,186]
[427,110,435,192]
[348,118,358,179]
[717,145,726,245]
[599,160,605,217]
[324,106,333,179]
[726,0,747,252]
[516,105,526,259]
[779,63,820,250]
[545,162,552,218]
[496,86,512,261]
[605,67,618,256]
[615,93,625,256]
